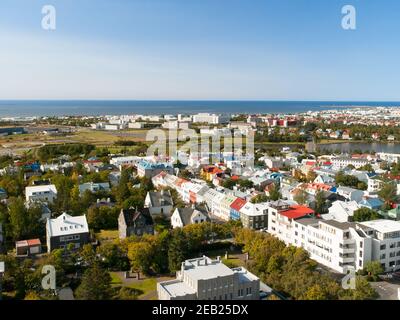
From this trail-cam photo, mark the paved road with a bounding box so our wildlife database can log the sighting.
[370,281,400,300]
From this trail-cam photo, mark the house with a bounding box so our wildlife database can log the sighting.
[342,130,351,140]
[239,202,269,230]
[372,132,380,140]
[16,239,42,257]
[336,186,364,203]
[359,197,384,211]
[137,160,174,178]
[367,177,384,194]
[118,208,154,239]
[46,213,90,253]
[171,207,209,228]
[388,135,396,142]
[230,198,247,220]
[79,182,111,195]
[25,184,57,204]
[322,200,359,222]
[157,256,260,300]
[144,190,174,217]
[332,157,369,169]
[314,174,335,186]
[201,165,224,182]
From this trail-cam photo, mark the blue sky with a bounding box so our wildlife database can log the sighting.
[0,0,399,100]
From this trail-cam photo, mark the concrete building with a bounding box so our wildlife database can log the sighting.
[157,256,260,300]
[332,157,369,169]
[137,160,174,178]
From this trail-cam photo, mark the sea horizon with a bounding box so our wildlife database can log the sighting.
[0,100,400,117]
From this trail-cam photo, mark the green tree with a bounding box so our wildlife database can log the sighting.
[352,207,380,222]
[269,184,282,201]
[294,189,309,205]
[75,264,113,300]
[314,190,326,215]
[363,261,384,281]
[378,182,397,208]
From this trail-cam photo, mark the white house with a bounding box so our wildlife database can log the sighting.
[171,207,209,228]
[336,186,364,203]
[25,184,57,204]
[322,200,359,222]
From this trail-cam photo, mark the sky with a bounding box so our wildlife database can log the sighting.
[0,0,399,101]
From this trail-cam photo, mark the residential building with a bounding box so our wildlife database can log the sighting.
[239,202,269,230]
[192,113,230,124]
[78,182,111,195]
[322,200,359,222]
[25,184,57,204]
[144,190,174,217]
[230,198,247,221]
[332,157,369,169]
[157,256,260,300]
[16,239,42,257]
[336,186,364,203]
[46,213,90,253]
[359,197,384,211]
[137,160,174,178]
[171,207,209,228]
[118,208,154,239]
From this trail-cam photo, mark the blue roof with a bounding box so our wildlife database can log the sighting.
[138,160,172,170]
[359,198,383,208]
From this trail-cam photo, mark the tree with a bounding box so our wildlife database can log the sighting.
[116,169,131,203]
[127,242,154,276]
[168,229,188,272]
[306,170,317,183]
[352,207,380,222]
[75,264,113,300]
[294,189,309,205]
[363,261,384,281]
[314,190,326,215]
[250,194,269,204]
[378,182,397,208]
[269,184,282,201]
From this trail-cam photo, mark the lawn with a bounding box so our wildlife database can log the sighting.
[128,278,157,298]
[95,229,119,242]
[110,272,123,285]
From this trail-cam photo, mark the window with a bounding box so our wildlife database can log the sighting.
[390,243,396,249]
[380,254,386,259]
[380,244,386,250]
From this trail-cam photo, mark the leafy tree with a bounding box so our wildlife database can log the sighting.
[294,189,309,205]
[168,229,188,272]
[75,264,113,300]
[352,208,380,222]
[314,190,326,215]
[269,184,282,201]
[251,194,269,204]
[127,242,154,276]
[363,261,384,281]
[378,182,397,207]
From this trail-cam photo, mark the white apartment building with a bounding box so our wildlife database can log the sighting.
[192,113,230,124]
[25,185,57,204]
[157,256,260,300]
[332,157,369,169]
[269,204,400,273]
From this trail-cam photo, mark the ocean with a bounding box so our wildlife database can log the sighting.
[0,100,399,117]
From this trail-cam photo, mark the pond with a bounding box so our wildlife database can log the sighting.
[318,142,400,154]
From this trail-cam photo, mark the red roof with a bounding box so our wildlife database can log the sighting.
[231,175,240,181]
[305,161,316,166]
[279,205,314,219]
[230,198,246,211]
[27,239,41,246]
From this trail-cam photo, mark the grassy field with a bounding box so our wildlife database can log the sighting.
[95,229,119,242]
[128,278,157,299]
[110,272,123,285]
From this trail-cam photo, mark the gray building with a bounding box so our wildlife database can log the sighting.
[157,256,260,300]
[118,208,154,239]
